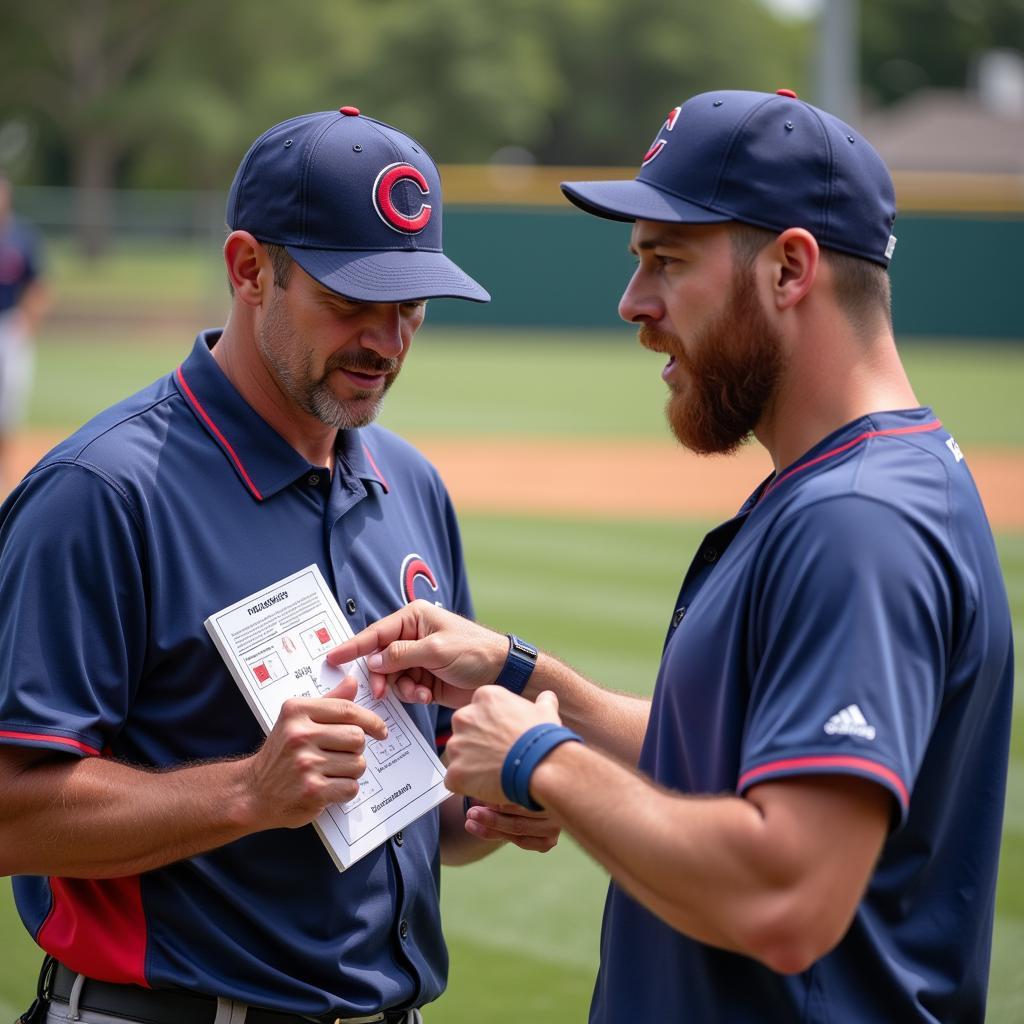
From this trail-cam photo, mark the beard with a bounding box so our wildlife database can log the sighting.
[257,292,399,430]
[642,266,785,455]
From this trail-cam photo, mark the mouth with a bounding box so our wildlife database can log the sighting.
[661,355,678,382]
[335,367,389,390]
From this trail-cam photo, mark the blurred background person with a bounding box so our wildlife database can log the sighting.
[0,175,49,490]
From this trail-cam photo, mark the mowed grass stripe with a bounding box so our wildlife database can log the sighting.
[28,331,1024,448]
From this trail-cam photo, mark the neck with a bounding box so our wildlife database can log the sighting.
[213,313,338,471]
[756,323,919,473]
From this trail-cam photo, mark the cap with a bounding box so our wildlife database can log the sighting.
[561,90,898,267]
[227,107,489,302]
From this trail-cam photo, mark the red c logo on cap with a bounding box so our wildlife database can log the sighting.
[642,105,682,167]
[373,162,432,234]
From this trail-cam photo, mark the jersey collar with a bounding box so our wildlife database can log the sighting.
[173,331,388,501]
[754,407,943,507]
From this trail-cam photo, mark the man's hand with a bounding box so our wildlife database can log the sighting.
[445,687,562,807]
[325,600,508,706]
[464,801,561,854]
[246,677,388,829]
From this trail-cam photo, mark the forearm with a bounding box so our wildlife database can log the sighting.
[523,653,651,765]
[527,742,885,973]
[0,751,258,878]
[530,743,773,953]
[438,793,500,866]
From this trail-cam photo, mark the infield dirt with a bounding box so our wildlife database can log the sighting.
[7,431,1024,529]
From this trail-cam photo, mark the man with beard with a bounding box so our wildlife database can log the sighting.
[0,107,558,1024]
[327,90,1013,1021]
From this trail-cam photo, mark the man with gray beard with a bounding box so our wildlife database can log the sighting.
[0,107,558,1024]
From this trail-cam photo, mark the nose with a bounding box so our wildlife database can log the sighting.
[358,303,406,358]
[618,267,663,324]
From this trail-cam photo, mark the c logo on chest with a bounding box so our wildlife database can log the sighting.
[401,553,440,605]
[373,162,432,234]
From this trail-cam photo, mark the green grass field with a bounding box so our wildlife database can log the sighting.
[2,319,1022,1021]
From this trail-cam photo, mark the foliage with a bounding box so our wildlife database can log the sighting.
[862,0,1024,105]
[0,0,810,198]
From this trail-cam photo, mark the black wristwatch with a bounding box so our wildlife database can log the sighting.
[494,633,538,695]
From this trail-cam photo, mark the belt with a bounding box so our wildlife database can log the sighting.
[49,961,409,1024]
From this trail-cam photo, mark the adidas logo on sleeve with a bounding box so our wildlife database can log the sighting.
[824,703,877,740]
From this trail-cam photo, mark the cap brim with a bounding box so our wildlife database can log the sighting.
[287,246,490,303]
[561,179,732,226]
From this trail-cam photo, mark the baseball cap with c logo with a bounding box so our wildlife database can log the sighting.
[227,106,489,303]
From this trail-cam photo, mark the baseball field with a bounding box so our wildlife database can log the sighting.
[0,290,1021,1017]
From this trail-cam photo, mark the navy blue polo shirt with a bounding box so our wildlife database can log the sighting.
[0,332,472,1017]
[591,408,1013,1023]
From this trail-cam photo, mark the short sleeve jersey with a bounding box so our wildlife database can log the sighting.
[591,408,1013,1023]
[0,216,43,315]
[0,332,472,1018]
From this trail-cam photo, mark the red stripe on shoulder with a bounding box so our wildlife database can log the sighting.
[738,754,909,807]
[764,420,943,499]
[0,729,100,757]
[176,367,263,501]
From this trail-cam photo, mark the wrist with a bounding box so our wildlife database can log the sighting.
[501,723,582,810]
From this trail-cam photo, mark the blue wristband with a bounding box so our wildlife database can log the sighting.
[501,723,583,811]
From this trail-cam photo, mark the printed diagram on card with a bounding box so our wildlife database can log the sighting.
[204,564,449,871]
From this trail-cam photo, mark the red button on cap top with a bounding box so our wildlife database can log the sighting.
[339,105,361,116]
[776,88,798,98]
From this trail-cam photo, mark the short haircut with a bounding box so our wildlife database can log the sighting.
[728,223,892,332]
[261,242,293,289]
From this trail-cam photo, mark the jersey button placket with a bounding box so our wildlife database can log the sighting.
[399,918,409,940]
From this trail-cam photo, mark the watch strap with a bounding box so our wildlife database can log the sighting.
[495,633,538,695]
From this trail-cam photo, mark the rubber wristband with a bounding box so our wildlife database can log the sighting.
[501,723,583,811]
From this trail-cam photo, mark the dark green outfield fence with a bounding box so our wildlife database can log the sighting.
[19,183,1022,339]
[437,207,1024,339]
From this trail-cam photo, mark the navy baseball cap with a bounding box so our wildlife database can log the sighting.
[562,90,898,267]
[227,106,489,302]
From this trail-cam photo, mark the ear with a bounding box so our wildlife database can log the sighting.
[224,231,271,307]
[765,228,819,312]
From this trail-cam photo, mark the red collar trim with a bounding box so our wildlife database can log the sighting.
[762,420,943,500]
[176,367,264,501]
[361,442,390,493]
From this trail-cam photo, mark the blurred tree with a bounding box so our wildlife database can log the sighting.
[536,0,810,165]
[0,0,217,254]
[862,0,1024,106]
[0,0,813,250]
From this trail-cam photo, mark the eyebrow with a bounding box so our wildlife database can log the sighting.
[628,232,694,255]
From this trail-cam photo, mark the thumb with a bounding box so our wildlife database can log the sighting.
[324,675,359,702]
[535,689,561,722]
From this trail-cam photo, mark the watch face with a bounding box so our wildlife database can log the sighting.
[510,635,538,659]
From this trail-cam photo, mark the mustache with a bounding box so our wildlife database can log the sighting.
[638,324,681,353]
[323,352,399,376]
